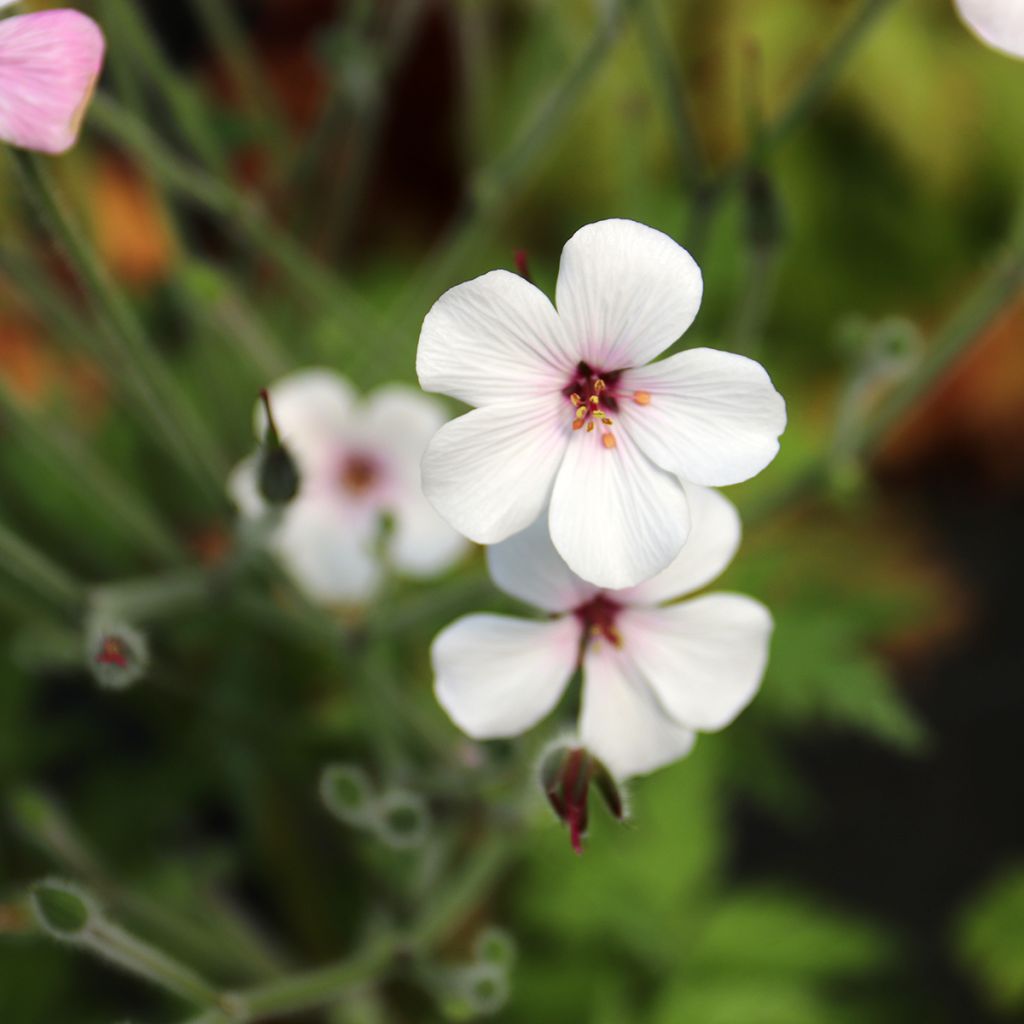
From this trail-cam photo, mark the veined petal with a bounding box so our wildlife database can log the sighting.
[421,397,567,544]
[617,484,740,606]
[619,348,786,487]
[954,0,1024,58]
[273,498,381,604]
[555,219,703,371]
[549,425,690,589]
[579,643,696,780]
[617,593,773,732]
[417,270,574,407]
[486,513,599,614]
[0,11,105,155]
[432,614,581,738]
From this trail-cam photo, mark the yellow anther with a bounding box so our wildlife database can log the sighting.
[602,433,617,450]
[589,395,600,406]
[601,416,613,425]
[575,406,587,420]
[570,394,582,407]
[594,379,607,393]
[586,421,595,432]
[633,390,651,406]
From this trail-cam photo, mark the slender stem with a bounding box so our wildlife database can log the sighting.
[395,0,645,329]
[690,0,899,246]
[0,382,181,562]
[0,522,83,614]
[10,151,227,501]
[637,0,707,188]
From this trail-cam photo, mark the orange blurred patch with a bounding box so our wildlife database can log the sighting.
[0,318,61,403]
[91,155,176,288]
[879,297,1024,482]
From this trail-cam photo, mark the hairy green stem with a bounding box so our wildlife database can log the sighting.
[10,151,226,501]
[0,522,83,614]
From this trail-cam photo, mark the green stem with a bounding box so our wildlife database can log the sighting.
[395,0,645,329]
[0,382,181,562]
[637,0,708,188]
[0,522,83,614]
[10,151,226,502]
[690,0,898,246]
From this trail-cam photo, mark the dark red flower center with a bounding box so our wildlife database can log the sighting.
[573,594,622,648]
[95,637,129,668]
[339,452,380,495]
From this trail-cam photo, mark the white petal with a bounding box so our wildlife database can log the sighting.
[357,384,447,471]
[227,455,266,519]
[273,498,381,604]
[617,593,773,732]
[432,614,581,738]
[486,513,598,614]
[548,425,690,589]
[388,488,469,578]
[417,270,575,407]
[555,219,703,371]
[0,11,104,154]
[619,348,786,487]
[579,644,696,780]
[617,484,740,606]
[954,0,1024,58]
[421,398,567,544]
[258,370,358,477]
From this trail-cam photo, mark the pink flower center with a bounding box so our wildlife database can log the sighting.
[573,594,623,648]
[338,452,381,496]
[562,362,652,449]
[95,637,129,668]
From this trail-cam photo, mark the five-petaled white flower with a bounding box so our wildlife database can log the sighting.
[0,5,105,154]
[229,369,468,604]
[417,219,786,590]
[431,484,772,780]
[954,0,1024,58]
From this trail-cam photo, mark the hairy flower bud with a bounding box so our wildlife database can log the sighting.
[29,879,98,940]
[257,389,300,505]
[319,763,377,829]
[85,618,149,691]
[538,742,626,854]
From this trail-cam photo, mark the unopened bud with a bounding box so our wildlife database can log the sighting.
[373,789,430,850]
[257,389,300,505]
[472,926,516,969]
[538,742,626,854]
[85,618,148,691]
[441,962,509,1019]
[29,879,98,940]
[319,763,377,829]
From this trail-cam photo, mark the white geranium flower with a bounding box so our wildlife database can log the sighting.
[954,0,1024,58]
[229,369,468,603]
[431,484,772,780]
[417,218,786,590]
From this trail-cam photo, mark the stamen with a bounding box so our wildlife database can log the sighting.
[572,419,584,431]
[602,433,616,450]
[570,394,581,407]
[575,406,587,420]
[594,379,607,393]
[633,390,651,406]
[589,395,599,406]
[586,421,595,433]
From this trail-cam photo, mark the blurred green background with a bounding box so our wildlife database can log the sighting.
[2,0,1024,1021]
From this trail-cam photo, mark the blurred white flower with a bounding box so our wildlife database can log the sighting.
[417,218,786,589]
[431,484,772,780]
[954,0,1024,58]
[229,370,468,604]
[0,8,105,154]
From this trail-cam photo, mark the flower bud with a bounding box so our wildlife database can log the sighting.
[257,389,300,505]
[29,879,98,940]
[538,743,626,854]
[441,962,509,1019]
[319,763,377,829]
[472,926,516,969]
[373,789,431,851]
[85,618,148,691]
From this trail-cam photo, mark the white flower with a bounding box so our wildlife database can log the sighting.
[417,218,786,590]
[954,0,1024,58]
[229,369,468,603]
[431,484,772,780]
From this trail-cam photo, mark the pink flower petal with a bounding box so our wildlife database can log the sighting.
[0,10,105,154]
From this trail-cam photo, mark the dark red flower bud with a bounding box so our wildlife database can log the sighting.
[539,744,625,854]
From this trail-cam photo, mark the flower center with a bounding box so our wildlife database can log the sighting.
[573,594,622,648]
[563,362,621,448]
[339,453,380,496]
[95,637,129,668]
